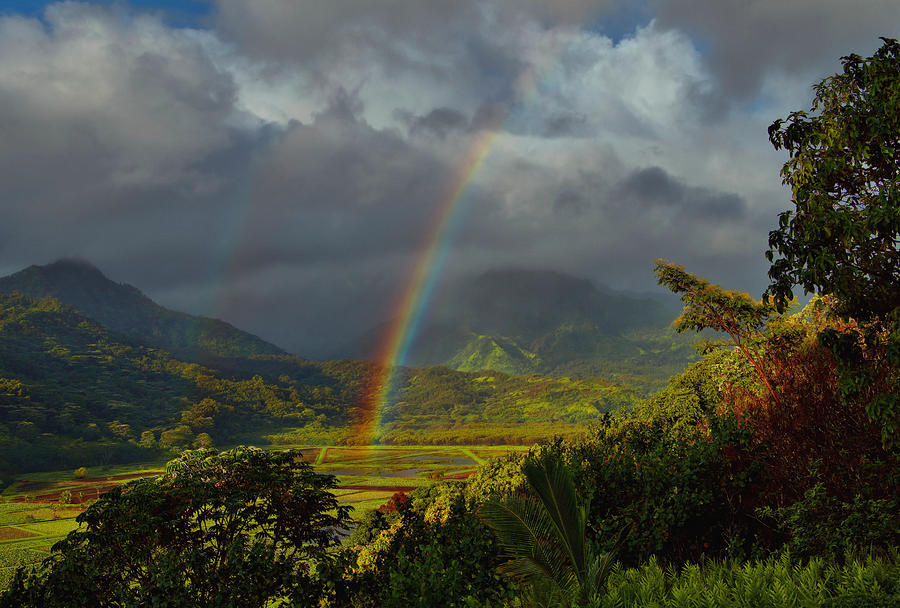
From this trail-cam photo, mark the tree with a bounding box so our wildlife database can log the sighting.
[478,453,630,607]
[1,446,352,608]
[766,37,900,321]
[654,260,781,406]
[766,38,900,443]
[137,430,156,449]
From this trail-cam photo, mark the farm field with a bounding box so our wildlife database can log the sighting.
[0,444,526,587]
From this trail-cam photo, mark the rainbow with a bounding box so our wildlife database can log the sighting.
[350,124,503,444]
[351,34,578,445]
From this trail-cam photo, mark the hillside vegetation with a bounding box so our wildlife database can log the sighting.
[353,269,698,390]
[0,292,639,480]
[0,259,285,361]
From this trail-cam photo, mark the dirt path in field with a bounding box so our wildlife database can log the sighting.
[339,485,417,492]
[461,448,485,465]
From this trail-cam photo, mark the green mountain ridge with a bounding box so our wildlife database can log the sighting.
[0,259,285,361]
[445,334,540,375]
[0,290,640,478]
[366,269,698,390]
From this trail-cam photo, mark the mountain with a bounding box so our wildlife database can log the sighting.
[0,259,285,361]
[355,269,696,391]
[432,269,676,339]
[0,290,639,478]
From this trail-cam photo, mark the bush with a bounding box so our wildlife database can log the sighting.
[597,553,900,608]
[568,413,772,565]
[332,482,514,608]
[760,480,900,559]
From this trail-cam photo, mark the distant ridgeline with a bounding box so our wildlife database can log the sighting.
[0,261,644,478]
[351,269,698,391]
[0,259,285,361]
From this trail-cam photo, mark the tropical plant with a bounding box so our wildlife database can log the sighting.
[598,552,900,608]
[330,482,513,608]
[478,452,630,607]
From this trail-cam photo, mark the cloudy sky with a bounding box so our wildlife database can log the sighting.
[0,0,895,357]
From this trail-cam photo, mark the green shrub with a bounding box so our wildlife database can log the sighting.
[569,413,772,565]
[597,553,900,608]
[334,483,514,608]
[760,480,900,559]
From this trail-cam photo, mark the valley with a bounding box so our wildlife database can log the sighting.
[0,262,658,482]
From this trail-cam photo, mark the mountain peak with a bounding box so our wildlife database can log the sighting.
[0,260,285,360]
[44,257,103,273]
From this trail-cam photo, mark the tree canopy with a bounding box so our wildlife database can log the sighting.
[766,38,900,444]
[766,37,900,323]
[0,447,352,608]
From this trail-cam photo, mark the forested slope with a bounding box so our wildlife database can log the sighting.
[0,260,285,360]
[0,293,638,478]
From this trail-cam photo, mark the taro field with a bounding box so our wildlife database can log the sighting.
[0,444,525,587]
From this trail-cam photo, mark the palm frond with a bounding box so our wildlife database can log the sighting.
[589,521,634,594]
[479,497,572,584]
[479,453,633,607]
[522,453,588,582]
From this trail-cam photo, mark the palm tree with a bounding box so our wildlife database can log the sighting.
[478,452,630,607]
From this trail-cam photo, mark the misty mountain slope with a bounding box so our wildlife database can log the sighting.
[357,269,697,390]
[433,269,675,339]
[0,259,285,361]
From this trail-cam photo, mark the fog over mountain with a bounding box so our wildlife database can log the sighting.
[0,1,895,358]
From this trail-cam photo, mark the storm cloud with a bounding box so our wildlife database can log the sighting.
[0,1,892,357]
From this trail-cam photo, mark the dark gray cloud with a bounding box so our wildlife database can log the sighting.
[0,7,462,355]
[541,113,590,138]
[654,0,900,99]
[213,0,617,61]
[0,1,886,359]
[614,166,746,220]
[398,107,470,139]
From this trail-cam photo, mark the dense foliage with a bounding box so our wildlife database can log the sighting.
[0,447,351,607]
[597,554,900,608]
[320,483,515,608]
[766,37,900,444]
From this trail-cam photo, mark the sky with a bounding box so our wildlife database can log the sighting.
[0,0,896,357]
